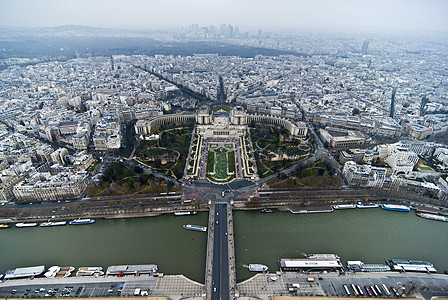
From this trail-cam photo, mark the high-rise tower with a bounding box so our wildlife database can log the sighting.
[420,96,429,117]
[390,88,396,118]
[361,40,370,55]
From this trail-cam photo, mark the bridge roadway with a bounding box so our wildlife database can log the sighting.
[205,201,236,299]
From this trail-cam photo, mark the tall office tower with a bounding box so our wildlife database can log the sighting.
[420,96,429,117]
[191,23,199,32]
[220,24,228,35]
[361,40,370,55]
[234,25,239,36]
[217,76,226,102]
[228,25,234,37]
[390,88,396,118]
[110,56,114,71]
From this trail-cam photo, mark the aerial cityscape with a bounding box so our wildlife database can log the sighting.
[0,0,448,299]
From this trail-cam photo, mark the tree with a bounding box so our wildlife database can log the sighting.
[352,108,360,115]
[246,196,262,208]
[86,184,97,197]
[128,178,135,189]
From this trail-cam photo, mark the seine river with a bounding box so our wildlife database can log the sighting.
[1,208,447,283]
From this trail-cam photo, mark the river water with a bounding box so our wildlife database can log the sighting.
[1,208,447,283]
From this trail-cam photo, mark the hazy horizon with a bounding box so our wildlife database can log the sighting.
[0,0,447,33]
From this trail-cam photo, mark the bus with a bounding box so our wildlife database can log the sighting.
[382,284,391,296]
[356,285,364,296]
[343,284,351,296]
[350,284,358,296]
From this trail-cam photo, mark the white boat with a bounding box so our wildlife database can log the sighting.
[44,266,61,278]
[40,221,67,227]
[174,211,197,216]
[69,218,95,225]
[248,264,268,272]
[76,267,104,277]
[333,204,356,209]
[183,224,207,232]
[306,253,340,260]
[381,204,411,212]
[356,202,379,208]
[15,222,38,228]
[417,212,448,222]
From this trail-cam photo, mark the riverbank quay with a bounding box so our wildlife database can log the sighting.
[237,272,448,299]
[2,183,448,223]
[0,202,209,224]
[0,274,205,299]
[2,271,447,299]
[255,187,448,215]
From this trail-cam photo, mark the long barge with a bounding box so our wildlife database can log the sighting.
[174,211,198,216]
[417,212,448,222]
[15,222,38,228]
[333,204,356,209]
[69,218,95,225]
[381,204,411,212]
[386,258,437,273]
[40,221,67,227]
[183,224,207,232]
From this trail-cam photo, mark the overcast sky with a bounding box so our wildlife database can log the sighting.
[0,0,447,32]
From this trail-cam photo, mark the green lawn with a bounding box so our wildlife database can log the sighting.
[228,151,236,173]
[207,152,215,173]
[205,142,237,182]
[418,164,434,171]
[214,151,228,179]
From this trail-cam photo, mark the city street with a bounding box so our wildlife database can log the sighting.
[211,203,230,300]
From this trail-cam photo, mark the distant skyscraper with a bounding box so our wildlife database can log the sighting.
[390,88,396,118]
[361,40,370,55]
[234,25,239,36]
[110,55,114,71]
[228,25,234,37]
[220,24,227,36]
[191,24,199,32]
[420,96,429,117]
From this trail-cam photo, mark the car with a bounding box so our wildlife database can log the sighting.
[213,287,217,292]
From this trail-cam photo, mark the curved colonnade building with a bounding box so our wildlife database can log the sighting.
[134,106,307,181]
[135,106,307,139]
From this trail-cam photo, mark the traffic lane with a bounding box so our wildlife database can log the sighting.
[211,203,229,300]
[218,203,229,299]
[211,204,222,298]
